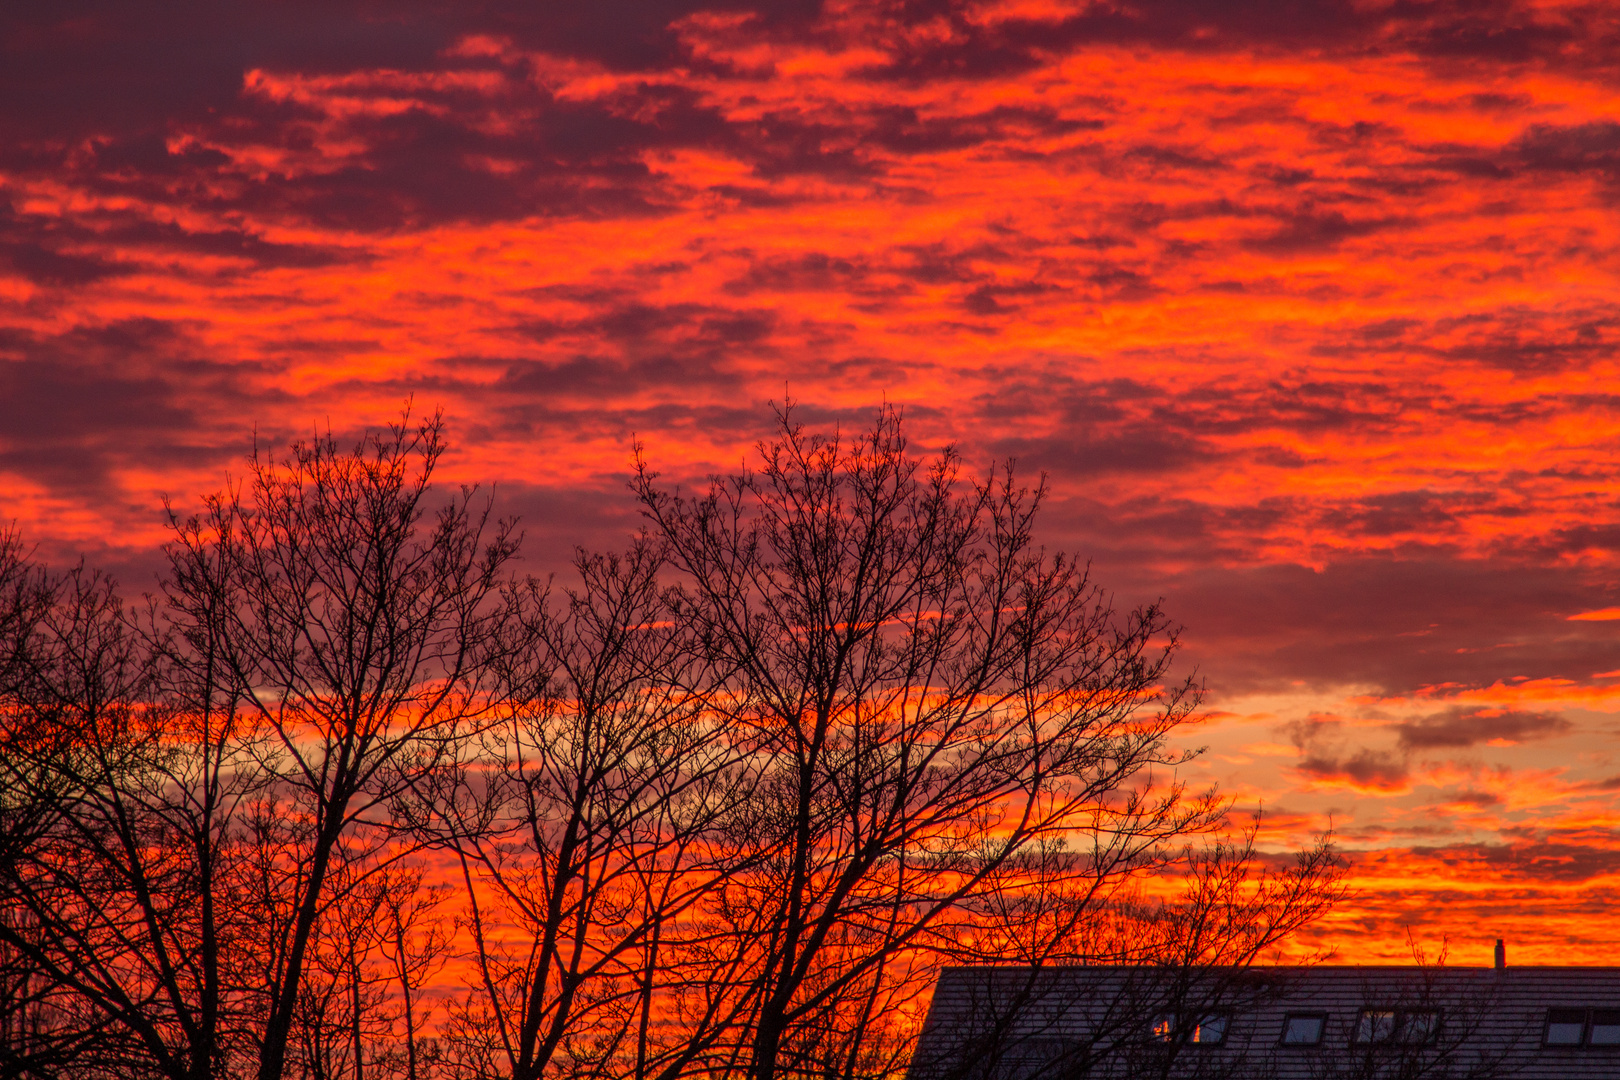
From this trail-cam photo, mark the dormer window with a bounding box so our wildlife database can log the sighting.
[1355,1010,1397,1044]
[1403,1010,1440,1044]
[1356,1008,1440,1045]
[1151,1014,1228,1046]
[1280,1014,1327,1046]
[1546,1009,1587,1045]
[1544,1008,1620,1047]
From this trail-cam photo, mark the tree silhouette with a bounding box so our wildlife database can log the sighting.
[0,412,531,1080]
[632,404,1237,1080]
[0,405,1345,1080]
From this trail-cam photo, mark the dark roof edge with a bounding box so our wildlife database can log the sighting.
[934,964,1620,974]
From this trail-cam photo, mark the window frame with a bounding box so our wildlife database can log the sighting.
[1187,1014,1228,1047]
[1149,1012,1230,1048]
[1589,1009,1620,1047]
[1353,1007,1442,1047]
[1541,1008,1620,1048]
[1400,1008,1441,1046]
[1278,1012,1328,1047]
[1353,1008,1399,1046]
[1543,1008,1589,1048]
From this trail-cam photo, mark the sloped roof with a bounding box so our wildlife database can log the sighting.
[908,964,1620,1079]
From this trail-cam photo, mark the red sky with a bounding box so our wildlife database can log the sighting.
[4,0,1620,965]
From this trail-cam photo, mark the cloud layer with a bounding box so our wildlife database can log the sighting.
[3,0,1619,960]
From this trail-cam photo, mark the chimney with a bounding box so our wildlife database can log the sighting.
[1494,939,1505,970]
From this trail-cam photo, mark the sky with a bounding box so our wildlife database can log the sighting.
[3,0,1620,966]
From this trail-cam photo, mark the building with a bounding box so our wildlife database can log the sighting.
[908,955,1620,1079]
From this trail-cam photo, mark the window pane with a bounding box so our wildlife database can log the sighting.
[1402,1010,1439,1044]
[1152,1016,1176,1042]
[1358,1010,1396,1044]
[1545,1023,1585,1045]
[1545,1009,1586,1046]
[1282,1015,1325,1045]
[1590,1009,1620,1046]
[1192,1016,1227,1045]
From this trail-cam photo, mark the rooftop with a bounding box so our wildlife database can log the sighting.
[909,964,1620,1079]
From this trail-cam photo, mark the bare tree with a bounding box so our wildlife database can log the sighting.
[421,540,746,1080]
[0,403,1354,1080]
[631,404,1230,1080]
[160,409,527,1080]
[0,528,50,689]
[955,814,1347,969]
[0,561,225,1080]
[0,528,62,1079]
[0,412,530,1080]
[375,867,449,1080]
[907,818,1348,1080]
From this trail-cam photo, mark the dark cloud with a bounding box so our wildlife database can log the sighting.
[1281,715,1410,792]
[1278,705,1572,795]
[0,354,195,495]
[486,353,742,398]
[0,321,284,498]
[1430,308,1620,375]
[0,240,126,287]
[1411,10,1578,61]
[463,480,648,574]
[466,399,778,465]
[725,100,1106,182]
[1178,378,1406,436]
[1513,120,1620,178]
[992,371,1413,447]
[1297,747,1412,791]
[1424,152,1515,180]
[0,1,822,147]
[1137,556,1620,697]
[111,220,350,271]
[859,0,1606,82]
[1493,521,1620,564]
[1316,490,1470,539]
[0,4,784,232]
[1,0,1610,254]
[7,0,1602,245]
[863,103,1102,154]
[739,112,876,181]
[987,376,1219,477]
[484,1,827,72]
[723,252,874,295]
[1,176,353,280]
[1442,789,1503,808]
[0,203,130,286]
[895,243,992,285]
[1125,144,1226,173]
[962,280,1058,315]
[1244,207,1397,254]
[1419,840,1620,885]
[972,373,1416,487]
[211,84,742,230]
[994,426,1212,476]
[1394,706,1573,751]
[514,301,777,363]
[1413,120,1620,196]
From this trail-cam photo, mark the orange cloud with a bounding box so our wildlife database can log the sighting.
[5,0,1620,966]
[1569,607,1620,621]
